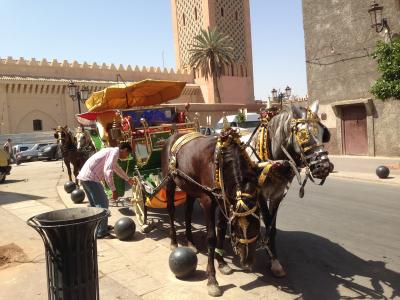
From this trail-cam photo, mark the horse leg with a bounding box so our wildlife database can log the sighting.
[166,180,178,250]
[269,210,286,277]
[73,161,80,187]
[184,195,198,253]
[65,159,72,182]
[215,209,233,275]
[261,197,286,277]
[200,195,222,297]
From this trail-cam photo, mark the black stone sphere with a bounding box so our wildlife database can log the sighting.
[114,217,136,240]
[71,189,85,204]
[64,181,77,194]
[169,247,198,279]
[376,165,390,179]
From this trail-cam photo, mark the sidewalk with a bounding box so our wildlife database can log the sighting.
[0,161,142,300]
[328,155,400,186]
[57,184,296,300]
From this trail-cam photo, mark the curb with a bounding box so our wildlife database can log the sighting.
[329,172,400,187]
[329,155,400,160]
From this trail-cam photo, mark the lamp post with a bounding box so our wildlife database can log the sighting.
[368,0,391,39]
[271,86,291,109]
[67,81,89,114]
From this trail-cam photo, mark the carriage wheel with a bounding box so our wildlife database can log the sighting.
[131,176,146,226]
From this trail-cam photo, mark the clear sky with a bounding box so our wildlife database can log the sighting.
[0,0,307,100]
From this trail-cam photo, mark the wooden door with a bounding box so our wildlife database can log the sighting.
[342,105,368,155]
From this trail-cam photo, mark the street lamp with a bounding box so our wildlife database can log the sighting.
[271,86,291,109]
[368,1,390,36]
[285,86,292,98]
[67,81,89,114]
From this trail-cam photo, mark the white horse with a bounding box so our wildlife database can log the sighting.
[75,128,96,158]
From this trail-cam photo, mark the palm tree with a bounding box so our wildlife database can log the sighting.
[188,27,235,103]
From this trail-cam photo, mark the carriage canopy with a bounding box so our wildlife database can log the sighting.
[85,79,186,112]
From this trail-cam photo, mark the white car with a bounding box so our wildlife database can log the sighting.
[215,113,259,136]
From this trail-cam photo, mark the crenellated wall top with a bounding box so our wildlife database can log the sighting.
[0,56,194,83]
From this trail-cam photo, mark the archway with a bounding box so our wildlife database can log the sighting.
[15,110,58,133]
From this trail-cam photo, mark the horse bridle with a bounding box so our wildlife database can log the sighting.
[288,110,330,177]
[214,129,260,258]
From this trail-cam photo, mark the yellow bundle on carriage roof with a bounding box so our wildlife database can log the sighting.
[85,79,186,112]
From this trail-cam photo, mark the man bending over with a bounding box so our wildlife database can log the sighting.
[78,142,135,239]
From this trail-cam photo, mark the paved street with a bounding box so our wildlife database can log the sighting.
[0,160,399,299]
[265,176,400,299]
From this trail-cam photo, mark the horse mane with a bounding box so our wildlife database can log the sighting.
[267,106,296,160]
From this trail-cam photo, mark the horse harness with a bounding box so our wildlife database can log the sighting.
[168,129,260,256]
[249,109,330,198]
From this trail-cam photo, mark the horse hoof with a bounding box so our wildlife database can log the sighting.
[271,259,286,278]
[188,243,198,254]
[241,264,252,273]
[207,283,222,297]
[140,224,152,234]
[218,264,233,275]
[170,243,178,251]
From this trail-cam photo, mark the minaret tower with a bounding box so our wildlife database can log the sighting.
[171,0,254,104]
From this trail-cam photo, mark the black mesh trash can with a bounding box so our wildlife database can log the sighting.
[27,207,109,300]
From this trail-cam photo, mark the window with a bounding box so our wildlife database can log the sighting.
[221,7,224,17]
[33,119,42,131]
[194,7,198,20]
[235,11,238,21]
[182,13,186,26]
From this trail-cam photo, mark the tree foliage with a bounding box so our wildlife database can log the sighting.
[188,27,234,103]
[236,110,246,124]
[370,38,400,100]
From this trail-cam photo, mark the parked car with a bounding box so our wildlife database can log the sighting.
[0,148,11,183]
[200,126,216,136]
[38,144,61,161]
[13,144,33,156]
[15,143,50,164]
[215,113,259,135]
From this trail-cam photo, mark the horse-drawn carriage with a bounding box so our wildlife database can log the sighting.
[74,78,333,297]
[76,79,199,228]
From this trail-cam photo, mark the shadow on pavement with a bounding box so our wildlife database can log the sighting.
[118,207,135,216]
[0,191,45,205]
[242,230,400,300]
[178,269,207,282]
[130,200,400,299]
[2,179,26,184]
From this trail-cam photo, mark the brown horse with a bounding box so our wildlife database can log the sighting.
[161,129,260,297]
[54,126,86,185]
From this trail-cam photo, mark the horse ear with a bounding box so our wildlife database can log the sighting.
[309,100,319,115]
[291,104,303,119]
